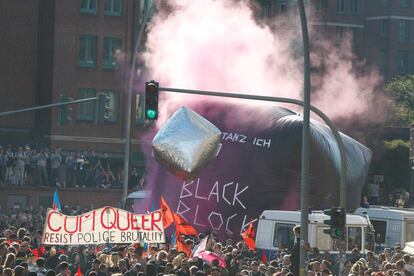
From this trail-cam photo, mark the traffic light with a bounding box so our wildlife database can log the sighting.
[323,207,346,240]
[58,95,73,126]
[96,93,111,125]
[144,80,159,120]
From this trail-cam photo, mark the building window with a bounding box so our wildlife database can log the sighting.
[140,0,153,23]
[101,91,119,122]
[314,0,323,12]
[77,88,96,121]
[81,0,98,14]
[259,0,271,18]
[397,51,408,74]
[337,0,345,14]
[350,0,359,15]
[379,19,388,37]
[275,0,291,26]
[399,20,409,42]
[79,35,97,68]
[135,94,145,124]
[277,0,289,16]
[380,0,389,7]
[401,0,411,7]
[351,28,359,44]
[379,51,388,75]
[104,0,122,16]
[103,37,121,69]
[336,26,345,41]
[378,0,389,8]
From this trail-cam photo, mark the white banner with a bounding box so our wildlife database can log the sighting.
[42,207,165,245]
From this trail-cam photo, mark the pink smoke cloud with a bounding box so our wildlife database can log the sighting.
[143,0,383,125]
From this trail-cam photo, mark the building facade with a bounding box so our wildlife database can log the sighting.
[0,0,148,209]
[259,0,414,80]
[0,0,148,158]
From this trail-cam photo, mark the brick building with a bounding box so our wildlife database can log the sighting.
[258,0,414,80]
[0,0,148,209]
[0,0,149,158]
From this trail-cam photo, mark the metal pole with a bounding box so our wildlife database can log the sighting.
[297,0,311,274]
[0,97,97,117]
[122,1,155,204]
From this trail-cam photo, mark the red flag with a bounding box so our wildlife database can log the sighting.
[31,248,39,260]
[160,196,174,229]
[261,250,268,264]
[31,246,45,260]
[241,221,256,251]
[76,265,82,276]
[176,237,191,257]
[173,213,198,236]
[173,213,197,257]
[39,246,45,256]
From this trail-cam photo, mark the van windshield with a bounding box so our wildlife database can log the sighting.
[316,226,362,251]
[370,220,387,244]
[406,223,414,242]
[273,223,295,250]
[347,227,362,250]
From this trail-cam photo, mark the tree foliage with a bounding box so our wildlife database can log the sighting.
[381,139,410,190]
[383,75,414,126]
[383,139,410,154]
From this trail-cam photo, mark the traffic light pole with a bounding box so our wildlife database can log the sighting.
[122,0,154,204]
[297,0,311,274]
[0,97,97,118]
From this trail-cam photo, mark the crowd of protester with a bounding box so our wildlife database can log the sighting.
[1,206,414,276]
[0,145,144,190]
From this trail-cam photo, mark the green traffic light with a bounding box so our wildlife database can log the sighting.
[146,109,157,119]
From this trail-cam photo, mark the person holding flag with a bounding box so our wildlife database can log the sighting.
[241,220,256,251]
[159,196,198,257]
[52,190,61,211]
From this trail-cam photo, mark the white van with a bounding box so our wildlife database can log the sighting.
[124,190,152,213]
[255,210,375,254]
[355,206,414,249]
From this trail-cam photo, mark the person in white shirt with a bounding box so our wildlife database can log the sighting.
[404,254,414,274]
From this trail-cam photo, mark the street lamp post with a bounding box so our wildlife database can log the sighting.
[297,0,311,274]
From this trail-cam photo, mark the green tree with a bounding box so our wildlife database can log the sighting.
[382,139,410,191]
[383,75,414,126]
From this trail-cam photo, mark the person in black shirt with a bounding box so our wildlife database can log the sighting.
[81,151,91,187]
[89,151,101,188]
[44,248,60,271]
[5,145,15,185]
[85,259,100,276]
[75,153,84,188]
[100,153,114,188]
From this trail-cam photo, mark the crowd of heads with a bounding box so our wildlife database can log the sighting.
[2,206,414,275]
[0,145,144,190]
